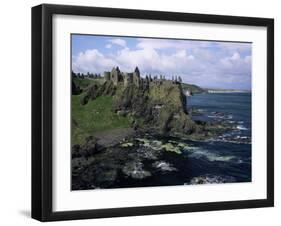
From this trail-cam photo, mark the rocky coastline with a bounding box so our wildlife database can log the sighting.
[71,67,234,190]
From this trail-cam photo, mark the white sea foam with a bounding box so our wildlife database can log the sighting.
[152,161,177,172]
[227,115,233,119]
[236,125,248,130]
[186,148,237,163]
[207,115,217,118]
[207,135,251,144]
[187,174,236,185]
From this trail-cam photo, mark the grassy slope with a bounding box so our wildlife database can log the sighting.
[72,94,132,145]
[73,77,104,90]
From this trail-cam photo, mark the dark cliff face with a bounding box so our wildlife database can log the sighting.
[112,80,197,135]
[72,81,82,95]
[80,80,116,105]
[76,77,198,136]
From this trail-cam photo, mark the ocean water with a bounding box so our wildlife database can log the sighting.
[185,92,252,184]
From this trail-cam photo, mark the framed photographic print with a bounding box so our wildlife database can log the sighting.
[32,4,274,221]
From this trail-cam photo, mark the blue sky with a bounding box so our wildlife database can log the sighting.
[72,34,252,90]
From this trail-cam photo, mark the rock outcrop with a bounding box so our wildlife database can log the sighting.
[113,80,197,135]
[80,80,116,105]
[75,66,198,137]
[72,81,82,95]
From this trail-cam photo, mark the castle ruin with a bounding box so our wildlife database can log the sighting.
[104,66,141,87]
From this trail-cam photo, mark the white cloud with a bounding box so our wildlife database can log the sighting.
[188,55,195,60]
[72,49,116,73]
[105,44,112,49]
[108,38,127,47]
[231,52,240,60]
[72,38,252,89]
[220,52,251,73]
[73,46,196,77]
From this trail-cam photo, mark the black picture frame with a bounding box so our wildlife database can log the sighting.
[32,4,274,222]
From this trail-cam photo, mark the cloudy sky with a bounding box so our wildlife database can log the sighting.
[72,34,252,90]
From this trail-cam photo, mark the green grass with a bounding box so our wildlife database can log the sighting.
[73,77,104,90]
[72,94,132,145]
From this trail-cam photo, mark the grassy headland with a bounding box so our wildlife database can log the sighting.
[72,94,132,145]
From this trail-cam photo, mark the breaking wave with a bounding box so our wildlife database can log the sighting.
[187,174,236,185]
[236,125,248,130]
[184,147,242,163]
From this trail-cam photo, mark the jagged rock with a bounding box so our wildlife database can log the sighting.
[72,81,82,95]
[80,94,89,105]
[112,79,197,135]
[80,81,116,105]
[72,136,103,158]
[88,84,99,99]
[117,110,128,117]
[72,144,81,158]
[99,80,116,96]
[80,84,98,105]
[83,137,99,155]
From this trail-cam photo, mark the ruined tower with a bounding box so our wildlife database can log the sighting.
[104,71,110,81]
[124,72,133,87]
[111,66,122,85]
[133,66,140,87]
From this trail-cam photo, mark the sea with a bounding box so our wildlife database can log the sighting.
[185,92,252,184]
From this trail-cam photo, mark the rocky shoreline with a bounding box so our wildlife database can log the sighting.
[72,133,192,190]
[71,119,236,190]
[71,67,242,190]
